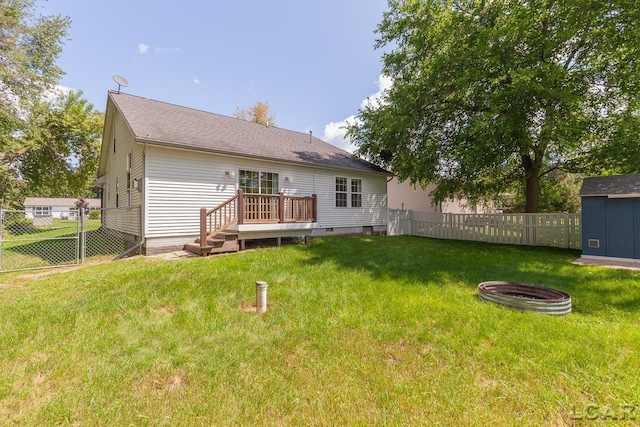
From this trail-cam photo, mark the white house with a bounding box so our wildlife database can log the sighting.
[24,197,101,224]
[387,177,488,213]
[96,91,390,255]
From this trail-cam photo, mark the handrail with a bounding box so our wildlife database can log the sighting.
[199,194,238,249]
[199,190,317,251]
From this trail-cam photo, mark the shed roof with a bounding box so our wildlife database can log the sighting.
[106,91,389,176]
[24,198,102,208]
[579,174,640,197]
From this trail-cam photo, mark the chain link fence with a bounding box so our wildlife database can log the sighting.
[0,209,80,271]
[0,206,141,273]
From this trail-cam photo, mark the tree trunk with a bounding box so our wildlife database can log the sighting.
[522,155,540,213]
[525,172,539,213]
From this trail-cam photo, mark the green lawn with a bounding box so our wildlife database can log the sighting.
[1,218,122,271]
[1,236,639,425]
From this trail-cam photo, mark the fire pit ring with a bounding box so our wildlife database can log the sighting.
[478,281,572,315]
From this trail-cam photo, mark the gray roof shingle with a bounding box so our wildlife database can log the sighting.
[579,174,640,197]
[109,91,389,175]
[24,198,102,208]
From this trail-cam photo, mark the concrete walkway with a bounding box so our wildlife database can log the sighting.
[153,250,198,260]
[572,257,640,271]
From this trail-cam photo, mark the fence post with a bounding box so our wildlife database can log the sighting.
[563,212,569,248]
[0,208,3,270]
[200,208,207,251]
[278,193,285,224]
[80,208,85,263]
[312,194,317,223]
[237,189,244,225]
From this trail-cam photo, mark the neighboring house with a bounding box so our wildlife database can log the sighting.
[580,174,640,262]
[387,177,488,214]
[96,91,390,256]
[24,197,101,224]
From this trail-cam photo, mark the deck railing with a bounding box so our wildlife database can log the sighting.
[200,194,239,245]
[200,190,316,249]
[240,191,317,224]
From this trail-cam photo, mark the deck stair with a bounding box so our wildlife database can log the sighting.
[184,231,239,256]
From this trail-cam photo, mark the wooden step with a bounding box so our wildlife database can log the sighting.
[185,232,239,256]
[195,232,238,245]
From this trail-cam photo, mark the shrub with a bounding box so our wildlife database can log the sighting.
[88,210,101,220]
[4,216,39,235]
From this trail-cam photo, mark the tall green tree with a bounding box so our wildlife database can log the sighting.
[0,0,70,207]
[234,101,276,126]
[347,0,640,212]
[18,90,104,199]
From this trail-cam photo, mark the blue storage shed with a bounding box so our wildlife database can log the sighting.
[579,174,640,261]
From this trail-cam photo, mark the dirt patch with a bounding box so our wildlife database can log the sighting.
[154,305,177,315]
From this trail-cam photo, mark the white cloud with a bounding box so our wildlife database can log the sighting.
[322,116,360,153]
[193,78,200,85]
[138,43,149,54]
[41,84,74,104]
[155,46,180,54]
[360,74,393,109]
[322,74,392,153]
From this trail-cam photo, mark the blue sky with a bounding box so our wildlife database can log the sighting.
[42,0,391,152]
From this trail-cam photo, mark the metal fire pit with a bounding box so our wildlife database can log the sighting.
[478,281,572,315]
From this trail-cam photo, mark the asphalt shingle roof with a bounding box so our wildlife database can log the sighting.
[24,198,101,207]
[579,174,640,197]
[109,91,388,175]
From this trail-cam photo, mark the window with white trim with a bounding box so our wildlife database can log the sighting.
[351,178,362,208]
[126,153,132,207]
[335,177,348,207]
[33,206,51,216]
[239,170,279,194]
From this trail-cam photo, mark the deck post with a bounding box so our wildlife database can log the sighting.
[312,194,317,223]
[237,189,244,225]
[278,193,285,223]
[199,208,207,252]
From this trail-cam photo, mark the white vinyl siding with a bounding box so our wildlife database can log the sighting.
[145,146,388,237]
[102,111,143,236]
[146,146,237,237]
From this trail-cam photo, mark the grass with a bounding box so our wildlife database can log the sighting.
[1,218,122,271]
[0,236,639,425]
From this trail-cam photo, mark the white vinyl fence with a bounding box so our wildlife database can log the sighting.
[388,209,581,249]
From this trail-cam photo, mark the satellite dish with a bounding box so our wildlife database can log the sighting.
[112,75,129,93]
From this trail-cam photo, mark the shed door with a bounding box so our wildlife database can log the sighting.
[605,198,635,259]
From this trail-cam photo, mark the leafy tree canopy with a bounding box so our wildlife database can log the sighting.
[234,101,276,126]
[0,0,70,207]
[348,0,640,212]
[18,90,104,201]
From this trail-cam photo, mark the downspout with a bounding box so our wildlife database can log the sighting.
[142,140,148,249]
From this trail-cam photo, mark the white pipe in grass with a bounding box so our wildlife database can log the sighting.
[256,281,268,313]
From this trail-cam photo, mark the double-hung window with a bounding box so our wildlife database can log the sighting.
[33,206,51,216]
[351,178,362,208]
[335,177,348,207]
[126,153,132,207]
[336,177,362,208]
